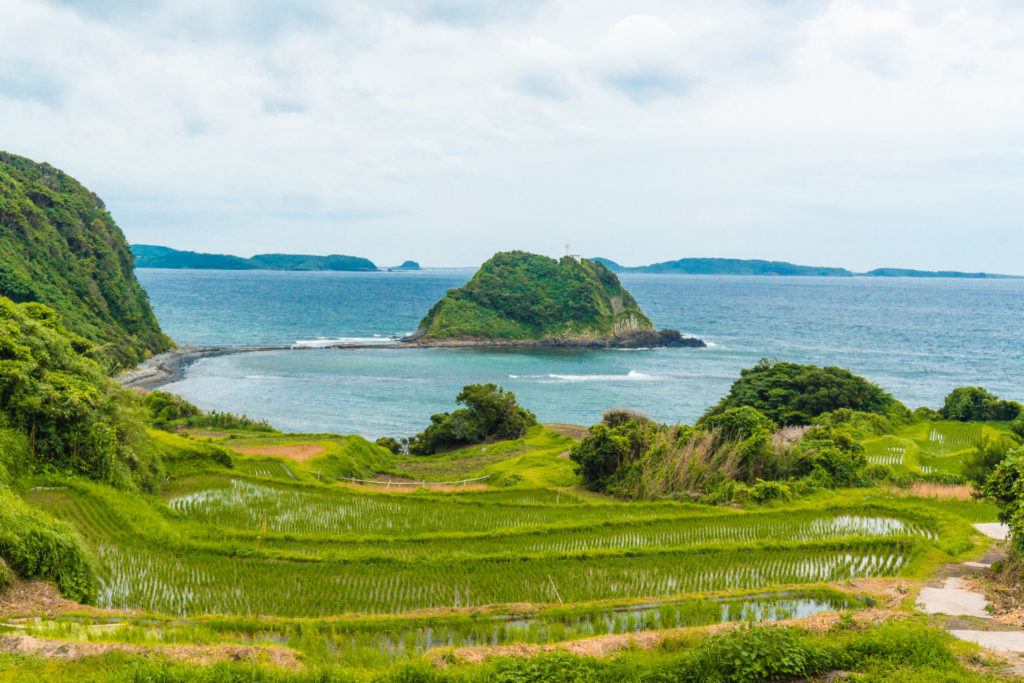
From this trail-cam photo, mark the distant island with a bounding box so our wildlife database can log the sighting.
[406,251,704,348]
[131,244,378,271]
[388,260,421,271]
[594,257,1020,279]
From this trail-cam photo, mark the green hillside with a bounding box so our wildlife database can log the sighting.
[132,244,378,271]
[411,251,686,345]
[0,152,170,369]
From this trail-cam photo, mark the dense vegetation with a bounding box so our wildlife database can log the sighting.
[941,386,1023,422]
[571,406,878,500]
[413,251,670,343]
[407,383,536,455]
[0,298,251,599]
[703,359,906,425]
[143,391,275,432]
[131,244,378,271]
[0,297,163,488]
[0,152,171,369]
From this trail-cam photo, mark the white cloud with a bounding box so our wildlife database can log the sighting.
[592,15,691,100]
[1,0,1023,271]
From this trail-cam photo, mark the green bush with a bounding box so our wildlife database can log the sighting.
[0,298,162,488]
[571,424,637,490]
[699,406,777,445]
[375,436,403,454]
[0,556,12,593]
[793,425,868,487]
[0,486,97,602]
[704,359,905,425]
[751,479,792,504]
[964,437,1015,489]
[143,391,274,432]
[941,386,1022,422]
[1011,414,1024,439]
[409,384,536,455]
[981,449,1024,553]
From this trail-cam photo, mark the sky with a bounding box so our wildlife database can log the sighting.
[2,1,1023,271]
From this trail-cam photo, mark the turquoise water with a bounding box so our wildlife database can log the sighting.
[137,269,1024,438]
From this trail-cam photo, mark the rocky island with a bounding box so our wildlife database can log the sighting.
[405,251,704,348]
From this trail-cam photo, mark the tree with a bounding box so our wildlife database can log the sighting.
[941,387,1022,422]
[703,360,904,425]
[408,384,536,455]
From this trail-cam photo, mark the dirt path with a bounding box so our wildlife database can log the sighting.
[915,522,1024,673]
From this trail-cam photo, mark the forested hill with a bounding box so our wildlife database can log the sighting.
[411,251,700,347]
[0,152,171,369]
[132,244,378,271]
[594,257,1019,278]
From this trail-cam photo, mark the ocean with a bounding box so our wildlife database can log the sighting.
[136,268,1024,439]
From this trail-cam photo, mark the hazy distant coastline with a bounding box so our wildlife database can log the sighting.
[593,257,1021,279]
[131,244,422,272]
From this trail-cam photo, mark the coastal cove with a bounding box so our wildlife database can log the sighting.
[137,268,1024,438]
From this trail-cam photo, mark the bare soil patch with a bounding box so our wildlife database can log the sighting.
[544,423,589,440]
[0,633,299,668]
[232,444,325,462]
[0,581,82,617]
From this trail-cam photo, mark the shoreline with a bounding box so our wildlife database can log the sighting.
[118,335,707,391]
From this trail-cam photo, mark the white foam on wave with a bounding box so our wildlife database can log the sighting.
[509,370,656,383]
[292,336,395,348]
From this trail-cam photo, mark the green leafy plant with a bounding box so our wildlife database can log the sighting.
[409,384,536,455]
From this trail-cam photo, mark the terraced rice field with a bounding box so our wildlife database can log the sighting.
[863,437,909,467]
[31,476,930,618]
[921,422,983,456]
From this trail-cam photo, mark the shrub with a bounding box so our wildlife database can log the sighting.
[981,449,1024,553]
[664,625,827,682]
[0,486,97,602]
[409,384,536,455]
[375,436,403,454]
[751,479,792,504]
[704,359,904,425]
[912,406,942,422]
[143,391,274,432]
[601,408,653,428]
[1012,414,1024,439]
[0,298,162,488]
[571,424,636,490]
[699,406,777,445]
[0,557,12,593]
[941,387,1022,422]
[813,408,898,439]
[964,437,1015,489]
[792,425,868,487]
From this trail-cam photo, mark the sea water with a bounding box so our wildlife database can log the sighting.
[137,269,1024,438]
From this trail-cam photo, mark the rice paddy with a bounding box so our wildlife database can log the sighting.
[12,420,1008,672]
[28,470,932,620]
